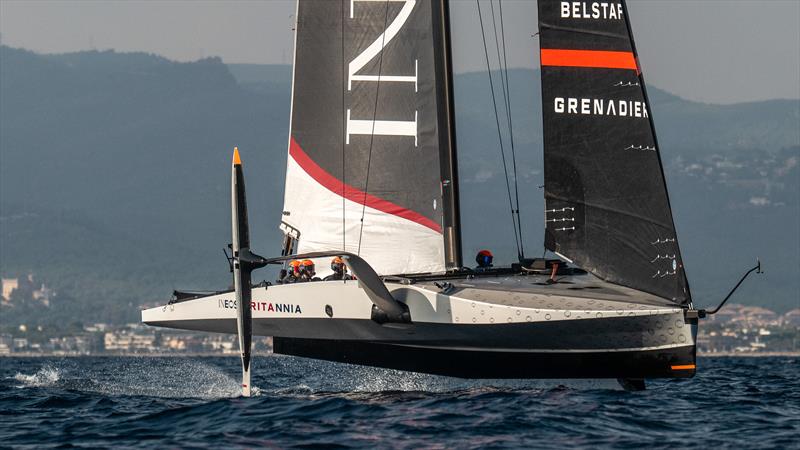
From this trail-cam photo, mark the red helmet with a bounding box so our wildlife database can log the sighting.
[476,249,494,267]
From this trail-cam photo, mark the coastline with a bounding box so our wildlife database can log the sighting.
[697,351,799,357]
[0,352,276,358]
[3,351,798,358]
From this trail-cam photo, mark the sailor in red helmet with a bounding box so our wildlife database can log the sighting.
[475,249,494,271]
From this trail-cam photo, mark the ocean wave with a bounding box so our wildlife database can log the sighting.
[1,356,797,449]
[87,358,249,399]
[10,359,253,399]
[13,366,60,388]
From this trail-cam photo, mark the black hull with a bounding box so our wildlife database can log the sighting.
[274,338,697,379]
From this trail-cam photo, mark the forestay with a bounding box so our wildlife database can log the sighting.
[537,0,691,303]
[281,0,460,275]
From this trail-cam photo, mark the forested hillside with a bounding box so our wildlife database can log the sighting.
[1,47,797,325]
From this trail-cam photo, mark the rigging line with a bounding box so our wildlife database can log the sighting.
[356,0,391,256]
[477,0,522,259]
[497,0,524,259]
[490,0,523,260]
[341,0,347,252]
[489,1,512,150]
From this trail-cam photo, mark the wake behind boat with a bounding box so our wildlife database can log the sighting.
[142,0,760,392]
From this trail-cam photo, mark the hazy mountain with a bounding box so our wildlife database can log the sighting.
[1,47,797,326]
[1,47,290,324]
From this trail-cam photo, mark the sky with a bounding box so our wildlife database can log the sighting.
[1,0,798,104]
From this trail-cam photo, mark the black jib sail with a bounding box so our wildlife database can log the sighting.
[281,0,460,275]
[537,0,690,304]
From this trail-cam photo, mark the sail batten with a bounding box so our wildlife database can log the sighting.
[281,0,459,275]
[538,0,690,304]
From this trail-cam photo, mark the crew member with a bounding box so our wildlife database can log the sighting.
[296,261,309,282]
[282,260,301,283]
[276,268,288,284]
[323,256,352,281]
[475,249,494,270]
[300,259,320,281]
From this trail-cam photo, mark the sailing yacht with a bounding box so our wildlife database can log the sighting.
[142,0,722,391]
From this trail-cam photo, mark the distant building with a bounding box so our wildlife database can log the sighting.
[12,338,28,351]
[737,306,779,326]
[104,331,156,353]
[708,304,780,327]
[783,309,800,328]
[159,333,205,352]
[1,275,54,306]
[1,278,18,302]
[47,336,92,355]
[0,334,12,355]
[83,323,109,332]
[32,283,55,306]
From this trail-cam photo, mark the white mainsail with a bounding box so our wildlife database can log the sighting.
[279,0,460,275]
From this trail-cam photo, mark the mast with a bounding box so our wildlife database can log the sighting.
[435,0,462,269]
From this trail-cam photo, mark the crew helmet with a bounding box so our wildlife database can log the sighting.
[331,256,346,272]
[476,249,494,268]
[302,259,315,275]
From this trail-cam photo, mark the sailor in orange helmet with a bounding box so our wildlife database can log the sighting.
[323,256,352,281]
[282,259,302,283]
[475,249,494,270]
[299,259,320,282]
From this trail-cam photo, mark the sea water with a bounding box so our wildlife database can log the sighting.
[1,356,797,448]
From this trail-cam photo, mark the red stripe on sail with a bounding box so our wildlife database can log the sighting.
[540,49,638,71]
[289,137,442,233]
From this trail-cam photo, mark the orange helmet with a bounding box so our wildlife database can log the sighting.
[331,256,346,272]
[289,260,301,274]
[302,259,315,274]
